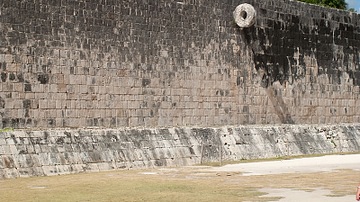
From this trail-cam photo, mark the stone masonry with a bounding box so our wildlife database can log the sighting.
[1,124,360,178]
[0,0,360,178]
[0,0,359,129]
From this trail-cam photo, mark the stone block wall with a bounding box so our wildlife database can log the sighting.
[243,0,360,124]
[0,0,359,129]
[1,124,359,178]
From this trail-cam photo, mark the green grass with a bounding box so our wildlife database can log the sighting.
[0,127,14,133]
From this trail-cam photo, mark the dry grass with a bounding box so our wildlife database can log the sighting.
[0,165,358,202]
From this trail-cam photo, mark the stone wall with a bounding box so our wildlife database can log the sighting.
[1,0,360,178]
[1,124,360,178]
[0,0,359,129]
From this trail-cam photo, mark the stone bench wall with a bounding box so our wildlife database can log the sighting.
[1,124,359,178]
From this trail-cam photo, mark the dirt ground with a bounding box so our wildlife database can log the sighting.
[1,154,360,201]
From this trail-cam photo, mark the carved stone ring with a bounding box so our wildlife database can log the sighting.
[233,3,256,28]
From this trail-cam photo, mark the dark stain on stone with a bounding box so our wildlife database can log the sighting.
[17,73,24,82]
[89,152,102,162]
[37,73,49,84]
[243,106,249,113]
[11,135,18,144]
[154,159,165,166]
[43,132,50,141]
[110,118,116,127]
[236,77,242,86]
[64,131,71,137]
[216,89,229,97]
[9,73,16,81]
[3,156,14,168]
[1,72,7,82]
[142,78,151,87]
[18,150,27,154]
[56,137,65,144]
[0,97,5,108]
[0,62,6,71]
[48,119,55,126]
[10,118,24,128]
[266,86,295,124]
[24,83,32,92]
[242,12,360,87]
[70,67,75,74]
[23,99,31,109]
[2,118,9,127]
[189,147,195,155]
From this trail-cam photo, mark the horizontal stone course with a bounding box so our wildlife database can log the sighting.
[0,124,359,178]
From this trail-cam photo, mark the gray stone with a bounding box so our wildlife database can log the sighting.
[233,3,257,28]
[0,124,358,178]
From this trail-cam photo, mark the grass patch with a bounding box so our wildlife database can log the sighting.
[0,127,14,133]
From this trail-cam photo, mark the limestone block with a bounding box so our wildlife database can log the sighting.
[84,163,100,172]
[38,153,51,166]
[55,165,71,175]
[97,162,114,171]
[67,164,84,173]
[5,137,15,145]
[9,145,17,154]
[16,154,33,168]
[0,146,7,155]
[131,160,147,168]
[17,168,33,178]
[42,165,61,176]
[0,138,6,146]
[1,168,19,178]
[79,152,91,162]
[114,161,128,169]
[100,150,116,162]
[33,144,42,153]
[24,144,35,154]
[2,145,12,155]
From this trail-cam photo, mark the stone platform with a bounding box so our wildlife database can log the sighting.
[1,124,359,178]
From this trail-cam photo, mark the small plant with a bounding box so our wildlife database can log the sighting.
[0,127,14,132]
[297,0,347,10]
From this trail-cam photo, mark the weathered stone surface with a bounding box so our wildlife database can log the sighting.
[0,124,359,178]
[0,0,360,178]
[234,3,257,28]
[0,0,359,128]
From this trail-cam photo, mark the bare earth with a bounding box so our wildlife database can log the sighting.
[1,154,360,201]
[206,154,360,201]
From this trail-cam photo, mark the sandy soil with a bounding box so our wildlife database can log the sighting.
[205,154,360,201]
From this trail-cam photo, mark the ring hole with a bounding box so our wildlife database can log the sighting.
[240,11,248,20]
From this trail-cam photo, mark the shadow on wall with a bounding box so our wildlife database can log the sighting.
[233,2,360,124]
